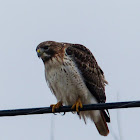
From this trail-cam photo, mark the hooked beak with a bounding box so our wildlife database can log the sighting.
[36,48,51,61]
[37,49,44,58]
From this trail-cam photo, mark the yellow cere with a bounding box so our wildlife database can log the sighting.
[37,49,40,53]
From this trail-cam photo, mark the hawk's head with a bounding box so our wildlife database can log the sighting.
[36,41,66,62]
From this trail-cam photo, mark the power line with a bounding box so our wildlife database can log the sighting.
[0,100,140,117]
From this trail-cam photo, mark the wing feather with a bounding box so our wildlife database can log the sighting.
[66,44,106,103]
[66,44,110,122]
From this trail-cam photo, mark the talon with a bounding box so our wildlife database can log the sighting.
[50,101,63,113]
[71,98,83,113]
[61,112,66,116]
[53,113,57,115]
[72,111,76,114]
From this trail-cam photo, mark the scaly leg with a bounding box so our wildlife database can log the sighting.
[50,101,63,113]
[71,98,83,113]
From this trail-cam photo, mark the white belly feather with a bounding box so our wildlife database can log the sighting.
[45,55,100,123]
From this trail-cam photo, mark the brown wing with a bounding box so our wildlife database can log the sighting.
[66,44,110,122]
[66,44,106,103]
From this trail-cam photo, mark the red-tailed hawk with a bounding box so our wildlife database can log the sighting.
[36,41,110,136]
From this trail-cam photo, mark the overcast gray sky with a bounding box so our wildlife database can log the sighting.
[0,0,140,140]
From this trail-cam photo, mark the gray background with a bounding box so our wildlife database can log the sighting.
[0,0,140,140]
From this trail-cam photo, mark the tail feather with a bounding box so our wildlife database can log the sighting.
[102,109,110,122]
[94,111,109,136]
[79,110,110,136]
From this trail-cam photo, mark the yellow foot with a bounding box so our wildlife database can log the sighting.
[50,101,63,113]
[71,98,83,113]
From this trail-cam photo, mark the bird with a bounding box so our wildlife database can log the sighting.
[36,41,110,136]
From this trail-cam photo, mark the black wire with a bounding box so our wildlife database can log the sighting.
[0,100,140,117]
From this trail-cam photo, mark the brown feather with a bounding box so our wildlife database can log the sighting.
[66,43,110,123]
[66,44,106,103]
[94,111,109,136]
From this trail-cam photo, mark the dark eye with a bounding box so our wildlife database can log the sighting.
[42,45,49,50]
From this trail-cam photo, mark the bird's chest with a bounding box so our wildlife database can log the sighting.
[45,57,90,105]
